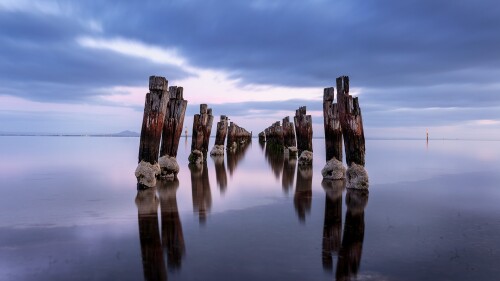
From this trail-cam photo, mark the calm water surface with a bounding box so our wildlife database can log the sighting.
[0,137,499,280]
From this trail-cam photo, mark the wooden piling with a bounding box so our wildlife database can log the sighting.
[160,86,187,158]
[214,115,229,146]
[226,122,252,151]
[258,131,266,143]
[336,76,365,166]
[190,104,214,161]
[294,106,313,154]
[282,116,296,148]
[323,87,343,162]
[265,121,284,153]
[138,76,169,164]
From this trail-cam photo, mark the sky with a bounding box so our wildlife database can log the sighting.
[1,0,500,139]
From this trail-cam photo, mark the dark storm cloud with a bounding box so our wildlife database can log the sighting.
[80,0,500,88]
[2,0,500,124]
[0,10,190,102]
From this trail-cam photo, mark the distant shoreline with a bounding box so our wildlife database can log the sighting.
[1,134,499,141]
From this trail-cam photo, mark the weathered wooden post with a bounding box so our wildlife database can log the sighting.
[336,76,368,189]
[322,86,346,180]
[158,179,185,269]
[226,122,252,152]
[210,115,229,156]
[323,87,343,162]
[159,86,188,181]
[189,104,214,164]
[265,121,284,153]
[282,116,298,157]
[258,131,266,143]
[136,76,169,189]
[294,107,313,165]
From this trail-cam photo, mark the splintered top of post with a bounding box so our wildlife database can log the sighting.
[200,104,208,114]
[149,76,168,91]
[220,115,227,120]
[296,106,306,116]
[283,116,289,123]
[336,76,349,94]
[207,108,212,115]
[323,87,335,101]
[176,87,183,99]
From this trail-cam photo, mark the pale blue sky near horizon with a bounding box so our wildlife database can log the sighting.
[1,0,500,139]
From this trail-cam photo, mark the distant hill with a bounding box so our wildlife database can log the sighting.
[109,130,140,137]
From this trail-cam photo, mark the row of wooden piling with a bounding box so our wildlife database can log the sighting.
[137,75,253,188]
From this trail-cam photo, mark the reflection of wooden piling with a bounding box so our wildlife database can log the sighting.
[321,179,344,271]
[294,106,313,154]
[158,179,185,270]
[138,76,169,164]
[135,188,167,281]
[323,87,343,162]
[190,104,214,160]
[282,116,297,148]
[189,162,212,224]
[336,76,365,166]
[264,142,285,179]
[160,86,187,158]
[336,189,368,281]
[214,115,229,146]
[227,141,251,176]
[212,155,228,193]
[281,156,297,194]
[226,122,252,151]
[294,165,313,222]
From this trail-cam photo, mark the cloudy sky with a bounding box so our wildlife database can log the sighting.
[1,0,499,139]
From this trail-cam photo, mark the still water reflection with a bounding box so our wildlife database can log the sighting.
[1,137,500,280]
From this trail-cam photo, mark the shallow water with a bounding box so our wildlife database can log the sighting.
[0,137,499,280]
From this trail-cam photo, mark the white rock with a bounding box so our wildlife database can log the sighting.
[346,163,369,190]
[210,145,225,156]
[321,158,346,179]
[158,155,180,181]
[188,149,204,165]
[288,146,298,157]
[135,161,160,188]
[298,150,313,166]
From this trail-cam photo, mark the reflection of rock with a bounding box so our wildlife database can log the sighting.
[158,179,185,270]
[189,162,212,224]
[188,149,204,165]
[336,189,369,281]
[322,158,346,180]
[211,155,228,194]
[210,144,225,156]
[298,150,313,166]
[135,161,161,188]
[281,157,297,194]
[294,165,313,222]
[346,163,369,190]
[158,155,179,181]
[321,179,344,271]
[135,188,167,281]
